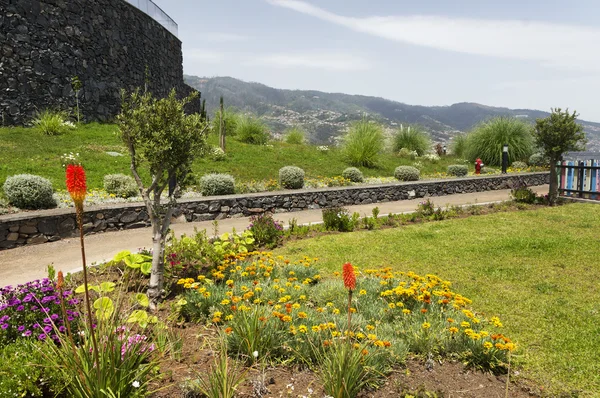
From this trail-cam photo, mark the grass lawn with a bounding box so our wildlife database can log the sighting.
[274,203,600,395]
[0,124,467,190]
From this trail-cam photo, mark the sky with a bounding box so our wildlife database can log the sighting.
[153,0,600,121]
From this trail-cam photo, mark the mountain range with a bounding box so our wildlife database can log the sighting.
[184,75,600,151]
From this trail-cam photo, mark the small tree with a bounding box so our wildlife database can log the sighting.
[534,108,586,205]
[117,89,209,309]
[71,76,82,124]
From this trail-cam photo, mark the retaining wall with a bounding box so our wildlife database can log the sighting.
[0,173,549,250]
[0,0,198,125]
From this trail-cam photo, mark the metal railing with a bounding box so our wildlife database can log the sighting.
[125,0,178,37]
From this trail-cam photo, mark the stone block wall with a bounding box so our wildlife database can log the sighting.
[0,173,549,250]
[0,0,198,125]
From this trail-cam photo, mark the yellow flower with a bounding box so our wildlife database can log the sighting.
[483,342,493,350]
[281,315,292,322]
[356,332,365,339]
[292,303,300,309]
[359,289,367,295]
[374,340,385,347]
[367,334,377,341]
[225,315,233,321]
[220,299,230,305]
[421,322,431,330]
[312,325,320,332]
[298,325,308,333]
[448,327,459,334]
[213,311,222,318]
[460,321,470,328]
[366,324,375,331]
[402,309,411,315]
[298,312,308,319]
[332,309,340,315]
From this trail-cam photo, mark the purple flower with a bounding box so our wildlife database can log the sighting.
[1,323,8,330]
[17,325,25,332]
[58,326,66,333]
[23,330,32,337]
[22,294,33,303]
[43,325,52,333]
[16,305,25,312]
[38,333,46,340]
[51,314,59,320]
[0,315,9,323]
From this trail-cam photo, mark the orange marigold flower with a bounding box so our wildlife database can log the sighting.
[65,164,87,206]
[225,327,233,334]
[342,262,356,291]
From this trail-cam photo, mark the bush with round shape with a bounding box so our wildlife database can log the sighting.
[394,166,420,181]
[279,166,305,189]
[511,161,528,170]
[447,165,469,177]
[397,148,417,160]
[210,146,226,161]
[528,153,547,166]
[392,124,432,156]
[480,167,497,174]
[236,115,269,145]
[103,174,139,198]
[199,173,235,196]
[342,167,364,183]
[2,174,56,210]
[342,119,385,168]
[465,117,534,166]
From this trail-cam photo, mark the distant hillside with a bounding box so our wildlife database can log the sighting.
[184,75,600,150]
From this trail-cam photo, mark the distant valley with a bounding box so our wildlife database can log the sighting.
[184,75,600,151]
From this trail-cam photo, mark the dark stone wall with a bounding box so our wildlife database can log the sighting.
[0,173,550,250]
[0,0,198,125]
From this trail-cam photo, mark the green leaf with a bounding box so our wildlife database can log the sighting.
[113,250,131,262]
[135,293,149,307]
[93,297,114,320]
[220,232,230,241]
[140,262,152,275]
[99,282,116,293]
[75,284,99,294]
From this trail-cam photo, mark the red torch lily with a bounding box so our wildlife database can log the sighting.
[342,262,356,335]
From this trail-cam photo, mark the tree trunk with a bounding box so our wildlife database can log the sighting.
[147,216,166,310]
[548,157,559,205]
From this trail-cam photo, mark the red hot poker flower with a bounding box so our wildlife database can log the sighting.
[343,262,356,291]
[66,164,87,206]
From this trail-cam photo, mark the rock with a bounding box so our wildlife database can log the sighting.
[7,232,19,241]
[170,214,187,224]
[215,213,227,220]
[96,213,105,219]
[193,213,216,222]
[125,222,147,229]
[208,202,221,212]
[119,211,138,223]
[27,235,48,244]
[248,208,264,213]
[37,219,57,235]
[58,218,75,233]
[220,206,230,213]
[9,226,19,232]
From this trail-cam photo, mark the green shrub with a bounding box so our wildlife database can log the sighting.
[342,167,364,183]
[447,164,469,177]
[199,173,235,196]
[236,115,269,145]
[397,148,418,160]
[103,173,139,198]
[465,117,534,166]
[284,126,306,145]
[394,166,420,181]
[481,167,497,174]
[511,161,528,169]
[210,146,227,161]
[279,166,305,189]
[449,134,468,158]
[0,340,65,397]
[31,109,73,135]
[511,185,537,203]
[342,119,385,168]
[528,152,547,167]
[322,207,358,232]
[392,124,432,156]
[248,213,284,248]
[2,174,56,209]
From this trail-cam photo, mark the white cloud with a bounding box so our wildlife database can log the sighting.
[202,32,249,42]
[266,0,600,71]
[245,52,371,71]
[184,49,226,63]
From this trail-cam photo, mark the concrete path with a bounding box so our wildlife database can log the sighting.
[0,185,549,287]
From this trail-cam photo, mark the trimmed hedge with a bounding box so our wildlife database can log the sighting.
[199,173,235,196]
[103,174,138,198]
[447,165,469,177]
[279,166,305,189]
[2,174,56,210]
[342,167,364,183]
[394,166,420,181]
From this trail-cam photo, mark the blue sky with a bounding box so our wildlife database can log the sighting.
[154,0,600,121]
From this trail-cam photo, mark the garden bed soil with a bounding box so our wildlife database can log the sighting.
[149,320,540,398]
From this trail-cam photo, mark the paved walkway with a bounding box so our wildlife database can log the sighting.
[0,185,548,287]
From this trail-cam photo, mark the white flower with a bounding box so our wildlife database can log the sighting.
[132,381,140,388]
[253,350,259,358]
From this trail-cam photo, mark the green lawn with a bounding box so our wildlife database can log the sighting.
[0,124,466,190]
[274,203,600,395]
